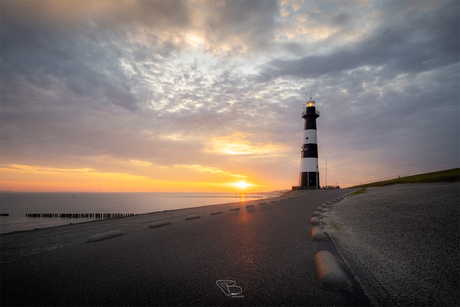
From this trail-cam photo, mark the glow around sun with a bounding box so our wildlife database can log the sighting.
[233,180,252,189]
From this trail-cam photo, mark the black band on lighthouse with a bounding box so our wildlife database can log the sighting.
[304,118,317,130]
[299,172,318,187]
[301,144,318,158]
[303,106,319,130]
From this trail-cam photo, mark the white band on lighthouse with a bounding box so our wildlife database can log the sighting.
[303,130,317,144]
[300,158,319,172]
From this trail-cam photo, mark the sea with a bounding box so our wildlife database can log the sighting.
[0,192,281,234]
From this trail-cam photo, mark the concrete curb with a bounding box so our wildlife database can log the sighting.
[185,214,200,220]
[149,221,171,228]
[315,250,352,291]
[246,204,254,208]
[259,202,267,205]
[311,217,321,226]
[311,226,327,241]
[87,230,123,243]
[210,211,223,215]
[230,207,240,211]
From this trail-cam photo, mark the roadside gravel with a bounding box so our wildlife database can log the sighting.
[322,182,459,306]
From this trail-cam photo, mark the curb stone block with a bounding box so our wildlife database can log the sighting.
[311,217,321,226]
[315,250,352,291]
[185,214,200,220]
[311,227,327,241]
[149,221,171,228]
[87,230,123,243]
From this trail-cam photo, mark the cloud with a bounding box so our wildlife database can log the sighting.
[0,0,458,191]
[259,2,459,82]
[0,0,192,32]
[198,0,280,55]
[3,164,95,174]
[180,164,246,178]
[204,132,290,156]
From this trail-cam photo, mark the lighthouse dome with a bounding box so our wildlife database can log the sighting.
[306,98,316,107]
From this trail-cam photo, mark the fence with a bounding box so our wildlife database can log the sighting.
[26,213,136,219]
[359,173,411,186]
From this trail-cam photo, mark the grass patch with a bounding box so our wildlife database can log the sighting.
[332,224,341,233]
[349,168,459,189]
[349,188,367,196]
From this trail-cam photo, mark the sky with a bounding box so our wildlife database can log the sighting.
[1,0,459,192]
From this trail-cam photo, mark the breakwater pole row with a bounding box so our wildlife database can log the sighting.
[26,213,136,219]
[185,196,264,198]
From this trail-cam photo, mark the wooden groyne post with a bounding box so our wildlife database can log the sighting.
[26,213,136,219]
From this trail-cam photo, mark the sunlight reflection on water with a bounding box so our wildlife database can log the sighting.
[0,192,278,233]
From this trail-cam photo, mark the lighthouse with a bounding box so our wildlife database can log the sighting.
[298,97,320,188]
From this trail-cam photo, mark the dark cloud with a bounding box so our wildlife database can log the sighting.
[202,0,279,54]
[259,2,459,82]
[0,0,192,32]
[332,13,352,27]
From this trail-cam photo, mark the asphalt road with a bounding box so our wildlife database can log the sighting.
[1,189,370,306]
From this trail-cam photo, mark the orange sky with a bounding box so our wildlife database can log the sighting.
[0,163,267,192]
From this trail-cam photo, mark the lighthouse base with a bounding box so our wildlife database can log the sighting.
[298,171,319,189]
[292,186,320,190]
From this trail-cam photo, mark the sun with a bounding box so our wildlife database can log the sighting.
[233,180,252,189]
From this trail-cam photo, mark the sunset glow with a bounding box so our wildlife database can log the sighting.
[0,164,260,192]
[205,132,288,156]
[233,181,252,190]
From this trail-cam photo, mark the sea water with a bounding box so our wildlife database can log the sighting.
[0,192,278,234]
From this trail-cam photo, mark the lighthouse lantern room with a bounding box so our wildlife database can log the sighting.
[297,96,320,189]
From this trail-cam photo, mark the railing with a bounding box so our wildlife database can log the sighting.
[359,173,411,185]
[301,110,320,117]
[292,185,339,190]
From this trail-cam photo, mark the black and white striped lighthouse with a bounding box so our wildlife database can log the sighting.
[298,97,320,188]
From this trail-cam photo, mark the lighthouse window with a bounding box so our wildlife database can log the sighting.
[302,144,318,158]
